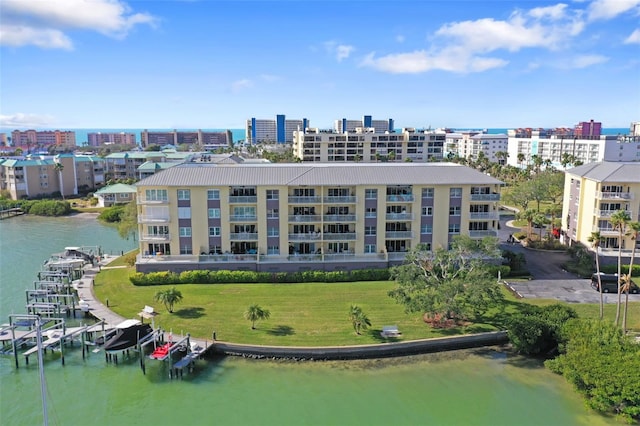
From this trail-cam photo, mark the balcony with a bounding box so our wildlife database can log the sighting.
[470,193,501,201]
[469,230,498,238]
[229,215,258,222]
[137,215,170,224]
[289,215,321,222]
[323,232,356,241]
[323,196,356,204]
[385,213,414,221]
[323,214,356,222]
[288,196,322,204]
[386,194,414,202]
[138,197,169,205]
[228,196,257,203]
[288,232,322,241]
[594,209,632,218]
[596,192,633,200]
[140,233,171,242]
[385,231,414,239]
[469,212,499,220]
[593,227,619,236]
[229,232,259,241]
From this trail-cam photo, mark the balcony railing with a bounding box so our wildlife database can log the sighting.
[594,209,632,218]
[140,233,170,241]
[593,227,619,236]
[137,215,170,223]
[138,197,169,204]
[289,215,321,222]
[469,212,499,220]
[229,215,258,222]
[388,252,409,261]
[229,232,258,241]
[470,193,501,201]
[288,196,322,204]
[323,214,356,222]
[385,231,414,239]
[199,254,258,262]
[385,213,414,221]
[597,192,633,200]
[468,230,498,238]
[288,233,322,241]
[323,196,356,203]
[386,194,414,202]
[228,196,257,203]
[323,232,356,240]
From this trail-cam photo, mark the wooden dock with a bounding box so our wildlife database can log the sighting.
[0,208,24,220]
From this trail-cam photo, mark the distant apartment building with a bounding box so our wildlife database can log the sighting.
[140,130,233,149]
[0,154,104,200]
[245,115,309,144]
[630,122,640,137]
[10,130,76,151]
[1,133,7,146]
[562,162,640,253]
[445,131,508,163]
[87,132,136,147]
[134,162,502,273]
[573,119,602,138]
[334,116,394,134]
[292,127,444,162]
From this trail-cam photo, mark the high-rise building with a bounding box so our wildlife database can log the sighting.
[334,116,394,133]
[10,130,76,151]
[140,130,233,148]
[245,115,309,144]
[574,120,602,138]
[87,132,136,147]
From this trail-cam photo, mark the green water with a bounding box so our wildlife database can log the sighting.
[0,215,618,426]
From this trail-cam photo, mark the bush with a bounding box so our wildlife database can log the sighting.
[506,304,577,355]
[123,252,137,267]
[601,264,640,276]
[98,205,125,222]
[23,200,71,216]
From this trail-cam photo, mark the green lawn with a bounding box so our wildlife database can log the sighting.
[94,259,640,345]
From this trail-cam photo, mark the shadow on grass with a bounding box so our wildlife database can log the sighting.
[173,307,206,319]
[267,325,295,336]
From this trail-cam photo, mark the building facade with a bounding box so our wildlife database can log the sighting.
[10,130,76,151]
[134,163,502,272]
[87,132,136,147]
[140,130,233,149]
[0,154,104,199]
[562,162,640,253]
[292,128,445,162]
[333,116,394,133]
[445,131,508,163]
[245,115,309,144]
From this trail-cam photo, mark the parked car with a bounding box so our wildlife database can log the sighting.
[591,273,639,294]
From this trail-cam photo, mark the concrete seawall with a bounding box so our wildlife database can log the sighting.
[213,331,509,360]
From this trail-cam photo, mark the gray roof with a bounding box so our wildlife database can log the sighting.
[566,162,640,183]
[135,163,503,187]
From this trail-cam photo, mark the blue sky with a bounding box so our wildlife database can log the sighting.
[1,0,639,130]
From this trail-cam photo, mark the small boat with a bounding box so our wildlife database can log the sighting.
[103,320,152,352]
[150,343,171,360]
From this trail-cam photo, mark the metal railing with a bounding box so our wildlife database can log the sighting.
[323,196,356,203]
[468,230,498,238]
[288,233,322,241]
[228,196,258,203]
[138,197,169,204]
[385,231,414,239]
[229,215,258,222]
[228,232,259,241]
[386,194,414,202]
[289,215,321,222]
[323,232,356,240]
[137,215,170,223]
[594,209,632,218]
[596,192,633,200]
[140,233,171,241]
[288,196,322,204]
[323,214,356,222]
[469,212,499,220]
[385,213,414,221]
[470,193,501,201]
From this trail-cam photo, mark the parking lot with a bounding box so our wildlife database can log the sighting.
[505,278,640,304]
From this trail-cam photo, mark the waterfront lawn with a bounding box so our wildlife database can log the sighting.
[94,263,640,345]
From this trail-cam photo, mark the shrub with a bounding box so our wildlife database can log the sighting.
[123,252,137,267]
[600,264,640,276]
[506,304,577,355]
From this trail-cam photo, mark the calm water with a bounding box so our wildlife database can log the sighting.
[0,215,616,426]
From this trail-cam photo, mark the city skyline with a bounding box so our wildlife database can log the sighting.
[1,0,639,130]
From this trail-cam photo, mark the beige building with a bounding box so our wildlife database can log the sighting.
[135,163,502,273]
[445,131,508,163]
[292,128,445,162]
[0,154,105,199]
[562,162,640,253]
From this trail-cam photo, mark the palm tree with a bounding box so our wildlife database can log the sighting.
[621,221,640,331]
[518,209,538,240]
[517,153,526,168]
[588,231,604,319]
[154,287,183,313]
[610,210,631,326]
[348,304,371,335]
[244,304,270,329]
[53,161,65,200]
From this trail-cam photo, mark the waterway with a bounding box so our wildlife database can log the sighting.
[0,215,617,426]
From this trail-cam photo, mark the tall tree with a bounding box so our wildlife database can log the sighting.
[621,221,640,331]
[348,305,372,335]
[117,201,138,241]
[610,210,630,326]
[154,287,183,313]
[54,161,65,200]
[588,231,604,319]
[517,153,526,168]
[244,304,271,329]
[518,209,538,240]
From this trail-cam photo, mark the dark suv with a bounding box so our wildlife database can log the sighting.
[591,273,639,294]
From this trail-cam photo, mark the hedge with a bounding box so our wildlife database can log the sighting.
[129,268,392,286]
[600,264,640,276]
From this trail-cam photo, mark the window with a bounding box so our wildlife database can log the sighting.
[365,189,377,199]
[268,227,279,237]
[422,206,433,216]
[365,226,376,236]
[421,225,433,234]
[267,208,279,219]
[233,206,256,217]
[422,188,434,198]
[209,227,221,236]
[207,189,220,200]
[365,244,376,253]
[365,207,376,218]
[208,208,221,219]
[145,189,168,201]
[448,224,460,233]
[449,206,461,216]
[450,188,462,198]
[267,246,279,255]
[180,244,192,255]
[177,189,190,200]
[178,207,191,219]
[179,227,192,237]
[266,190,279,200]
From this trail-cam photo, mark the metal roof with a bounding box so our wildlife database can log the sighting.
[136,163,503,187]
[566,162,640,183]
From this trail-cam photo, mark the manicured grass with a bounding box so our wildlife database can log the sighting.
[94,261,640,345]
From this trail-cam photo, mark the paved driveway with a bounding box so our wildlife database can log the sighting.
[499,212,640,304]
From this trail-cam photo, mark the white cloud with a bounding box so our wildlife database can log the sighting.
[587,0,640,21]
[323,41,355,62]
[0,113,56,128]
[528,3,569,20]
[231,79,253,92]
[555,54,609,68]
[0,0,156,49]
[624,28,640,44]
[360,49,508,74]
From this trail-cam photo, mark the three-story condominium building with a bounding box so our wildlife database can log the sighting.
[562,162,640,253]
[135,163,502,273]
